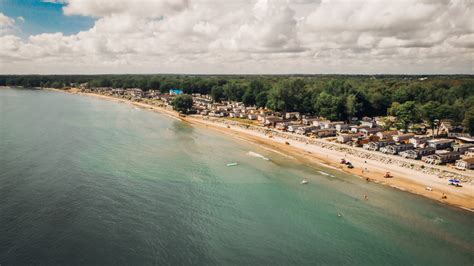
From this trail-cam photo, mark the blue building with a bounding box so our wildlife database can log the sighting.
[169,89,183,95]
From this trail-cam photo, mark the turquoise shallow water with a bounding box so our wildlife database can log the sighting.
[0,87,473,265]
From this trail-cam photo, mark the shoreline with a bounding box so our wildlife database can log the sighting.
[43,88,474,212]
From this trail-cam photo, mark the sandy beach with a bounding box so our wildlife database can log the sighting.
[46,88,474,211]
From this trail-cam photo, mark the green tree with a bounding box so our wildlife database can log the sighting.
[171,94,193,114]
[314,92,343,120]
[255,91,268,108]
[242,89,256,106]
[387,102,401,116]
[395,101,420,131]
[462,107,474,135]
[147,78,161,90]
[346,94,363,118]
[223,83,245,101]
[419,101,441,133]
[210,86,224,102]
[267,82,291,111]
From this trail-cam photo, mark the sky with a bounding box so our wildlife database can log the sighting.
[0,0,472,74]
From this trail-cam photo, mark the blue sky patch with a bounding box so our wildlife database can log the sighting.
[0,0,95,37]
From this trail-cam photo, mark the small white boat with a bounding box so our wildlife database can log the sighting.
[300,179,309,185]
[227,163,238,167]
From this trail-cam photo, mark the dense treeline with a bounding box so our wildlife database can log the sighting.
[2,74,473,133]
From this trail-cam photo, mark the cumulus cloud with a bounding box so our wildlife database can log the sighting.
[0,12,15,33]
[63,0,189,17]
[1,0,473,74]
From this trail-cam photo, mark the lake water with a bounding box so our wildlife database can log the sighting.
[0,87,473,265]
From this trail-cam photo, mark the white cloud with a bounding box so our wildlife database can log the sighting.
[63,0,189,17]
[0,12,14,27]
[0,12,16,37]
[1,0,473,74]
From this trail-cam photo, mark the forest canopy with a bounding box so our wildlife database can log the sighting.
[2,74,473,133]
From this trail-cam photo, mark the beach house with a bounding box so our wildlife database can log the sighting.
[302,117,320,125]
[380,143,414,155]
[392,133,415,143]
[427,139,453,150]
[312,119,331,127]
[376,130,398,140]
[285,112,300,120]
[455,158,474,170]
[264,116,284,127]
[311,128,337,138]
[295,125,319,135]
[287,124,305,133]
[422,152,461,165]
[453,143,474,154]
[247,114,258,120]
[363,140,395,151]
[359,127,384,137]
[335,123,350,132]
[350,125,371,133]
[337,134,359,143]
[360,120,375,128]
[399,147,436,160]
[169,89,183,95]
[409,137,430,148]
[439,120,453,134]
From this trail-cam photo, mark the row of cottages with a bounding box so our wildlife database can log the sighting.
[422,151,461,165]
[455,158,474,170]
[399,147,436,159]
[380,143,414,155]
[363,140,395,151]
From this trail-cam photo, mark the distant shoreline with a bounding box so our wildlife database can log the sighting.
[41,87,474,212]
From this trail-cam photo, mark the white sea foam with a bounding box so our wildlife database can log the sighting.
[247,151,270,161]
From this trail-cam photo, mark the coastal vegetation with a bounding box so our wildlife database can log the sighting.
[171,94,193,114]
[2,75,473,134]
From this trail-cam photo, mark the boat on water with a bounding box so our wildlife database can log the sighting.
[227,163,238,167]
[301,179,309,185]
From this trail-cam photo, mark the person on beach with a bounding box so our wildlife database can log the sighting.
[364,194,368,201]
